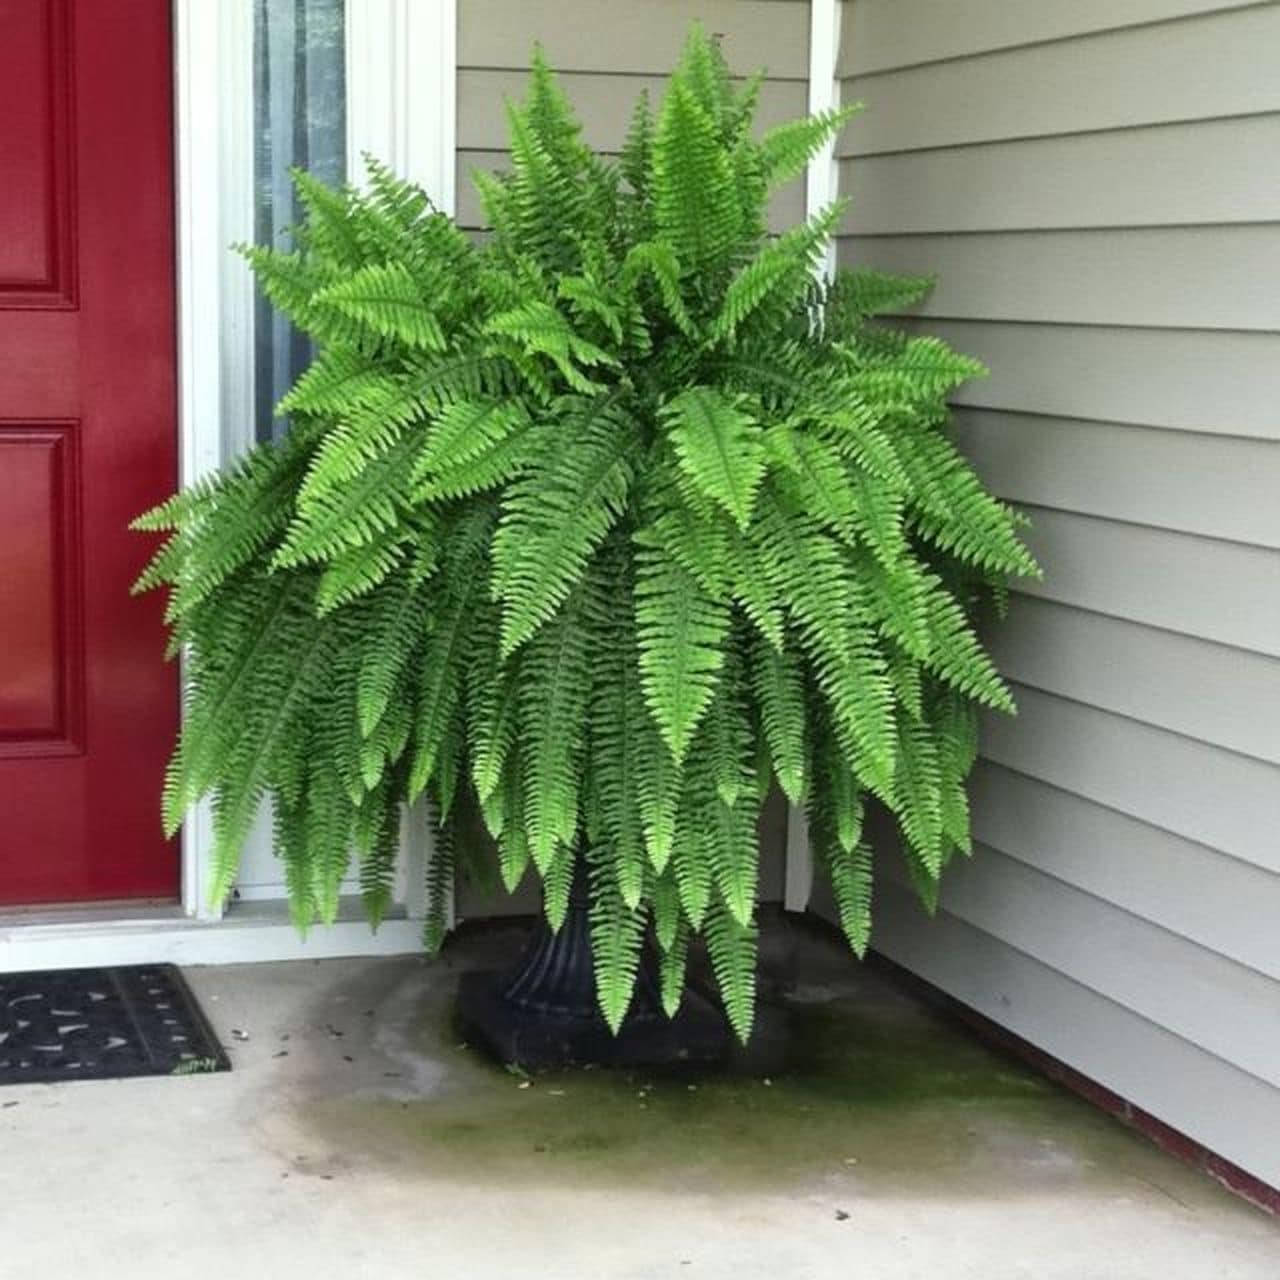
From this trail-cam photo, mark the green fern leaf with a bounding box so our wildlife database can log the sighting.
[657,913,690,1018]
[634,532,729,764]
[750,632,806,803]
[652,80,741,275]
[586,843,646,1032]
[518,578,593,870]
[757,104,862,187]
[828,841,874,957]
[314,261,446,351]
[492,396,633,655]
[705,895,757,1043]
[635,718,682,872]
[662,387,764,529]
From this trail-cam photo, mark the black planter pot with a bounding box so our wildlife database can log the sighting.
[456,856,731,1070]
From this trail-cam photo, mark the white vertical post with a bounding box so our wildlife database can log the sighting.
[785,0,843,914]
[805,0,842,276]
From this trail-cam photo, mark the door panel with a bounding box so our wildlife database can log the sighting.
[0,0,179,905]
[0,424,80,749]
[0,0,73,300]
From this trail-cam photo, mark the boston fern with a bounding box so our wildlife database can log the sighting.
[135,29,1037,1042]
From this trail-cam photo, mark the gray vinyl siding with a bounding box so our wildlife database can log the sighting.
[832,0,1280,1187]
[456,0,811,235]
[452,0,807,916]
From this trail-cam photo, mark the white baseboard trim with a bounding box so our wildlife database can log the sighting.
[0,901,422,973]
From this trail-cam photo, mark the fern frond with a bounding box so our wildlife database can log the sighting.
[634,531,729,763]
[314,261,446,351]
[423,805,455,954]
[485,300,617,393]
[207,604,337,906]
[492,395,633,654]
[407,510,494,800]
[586,843,646,1032]
[657,912,690,1019]
[705,895,757,1042]
[621,240,694,335]
[892,714,945,875]
[635,717,682,872]
[518,577,593,870]
[620,90,654,200]
[587,571,648,907]
[712,201,845,342]
[753,496,896,798]
[828,841,874,957]
[304,761,354,925]
[274,434,417,569]
[662,387,764,529]
[652,80,741,276]
[542,843,576,932]
[750,631,806,803]
[826,268,936,327]
[757,104,862,188]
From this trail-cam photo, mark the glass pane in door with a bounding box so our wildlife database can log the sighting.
[253,0,346,443]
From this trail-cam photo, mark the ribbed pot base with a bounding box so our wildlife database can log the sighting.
[455,864,731,1069]
[455,963,730,1070]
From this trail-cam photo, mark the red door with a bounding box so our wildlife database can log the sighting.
[0,1,179,905]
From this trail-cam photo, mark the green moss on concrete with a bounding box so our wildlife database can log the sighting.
[298,988,1150,1197]
[279,930,1244,1211]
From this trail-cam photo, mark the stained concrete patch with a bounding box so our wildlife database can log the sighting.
[263,922,1257,1211]
[2,920,1277,1280]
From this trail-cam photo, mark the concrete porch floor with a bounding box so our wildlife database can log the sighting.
[1,918,1276,1279]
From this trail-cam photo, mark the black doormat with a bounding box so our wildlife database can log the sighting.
[0,964,229,1085]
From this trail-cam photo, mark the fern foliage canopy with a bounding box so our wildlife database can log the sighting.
[135,28,1037,1043]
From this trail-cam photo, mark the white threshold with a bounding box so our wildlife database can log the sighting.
[0,898,423,973]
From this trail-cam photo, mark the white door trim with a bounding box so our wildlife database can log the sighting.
[173,0,252,920]
[347,0,457,215]
[0,907,426,973]
[172,0,457,922]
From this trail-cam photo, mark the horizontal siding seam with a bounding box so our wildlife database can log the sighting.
[974,753,1280,885]
[975,758,1226,860]
[836,312,1280,339]
[840,0,1275,81]
[1001,592,1280,670]
[964,838,1280,987]
[844,221,1280,239]
[841,225,1280,244]
[1004,674,1280,770]
[1005,496,1280,555]
[839,313,1280,340]
[949,401,1280,446]
[1014,499,1280,558]
[459,64,806,83]
[977,747,1280,885]
[879,884,1280,1097]
[833,106,1280,161]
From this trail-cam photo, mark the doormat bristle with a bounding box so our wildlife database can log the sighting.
[0,964,229,1085]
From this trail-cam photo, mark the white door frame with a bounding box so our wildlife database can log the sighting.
[174,0,456,923]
